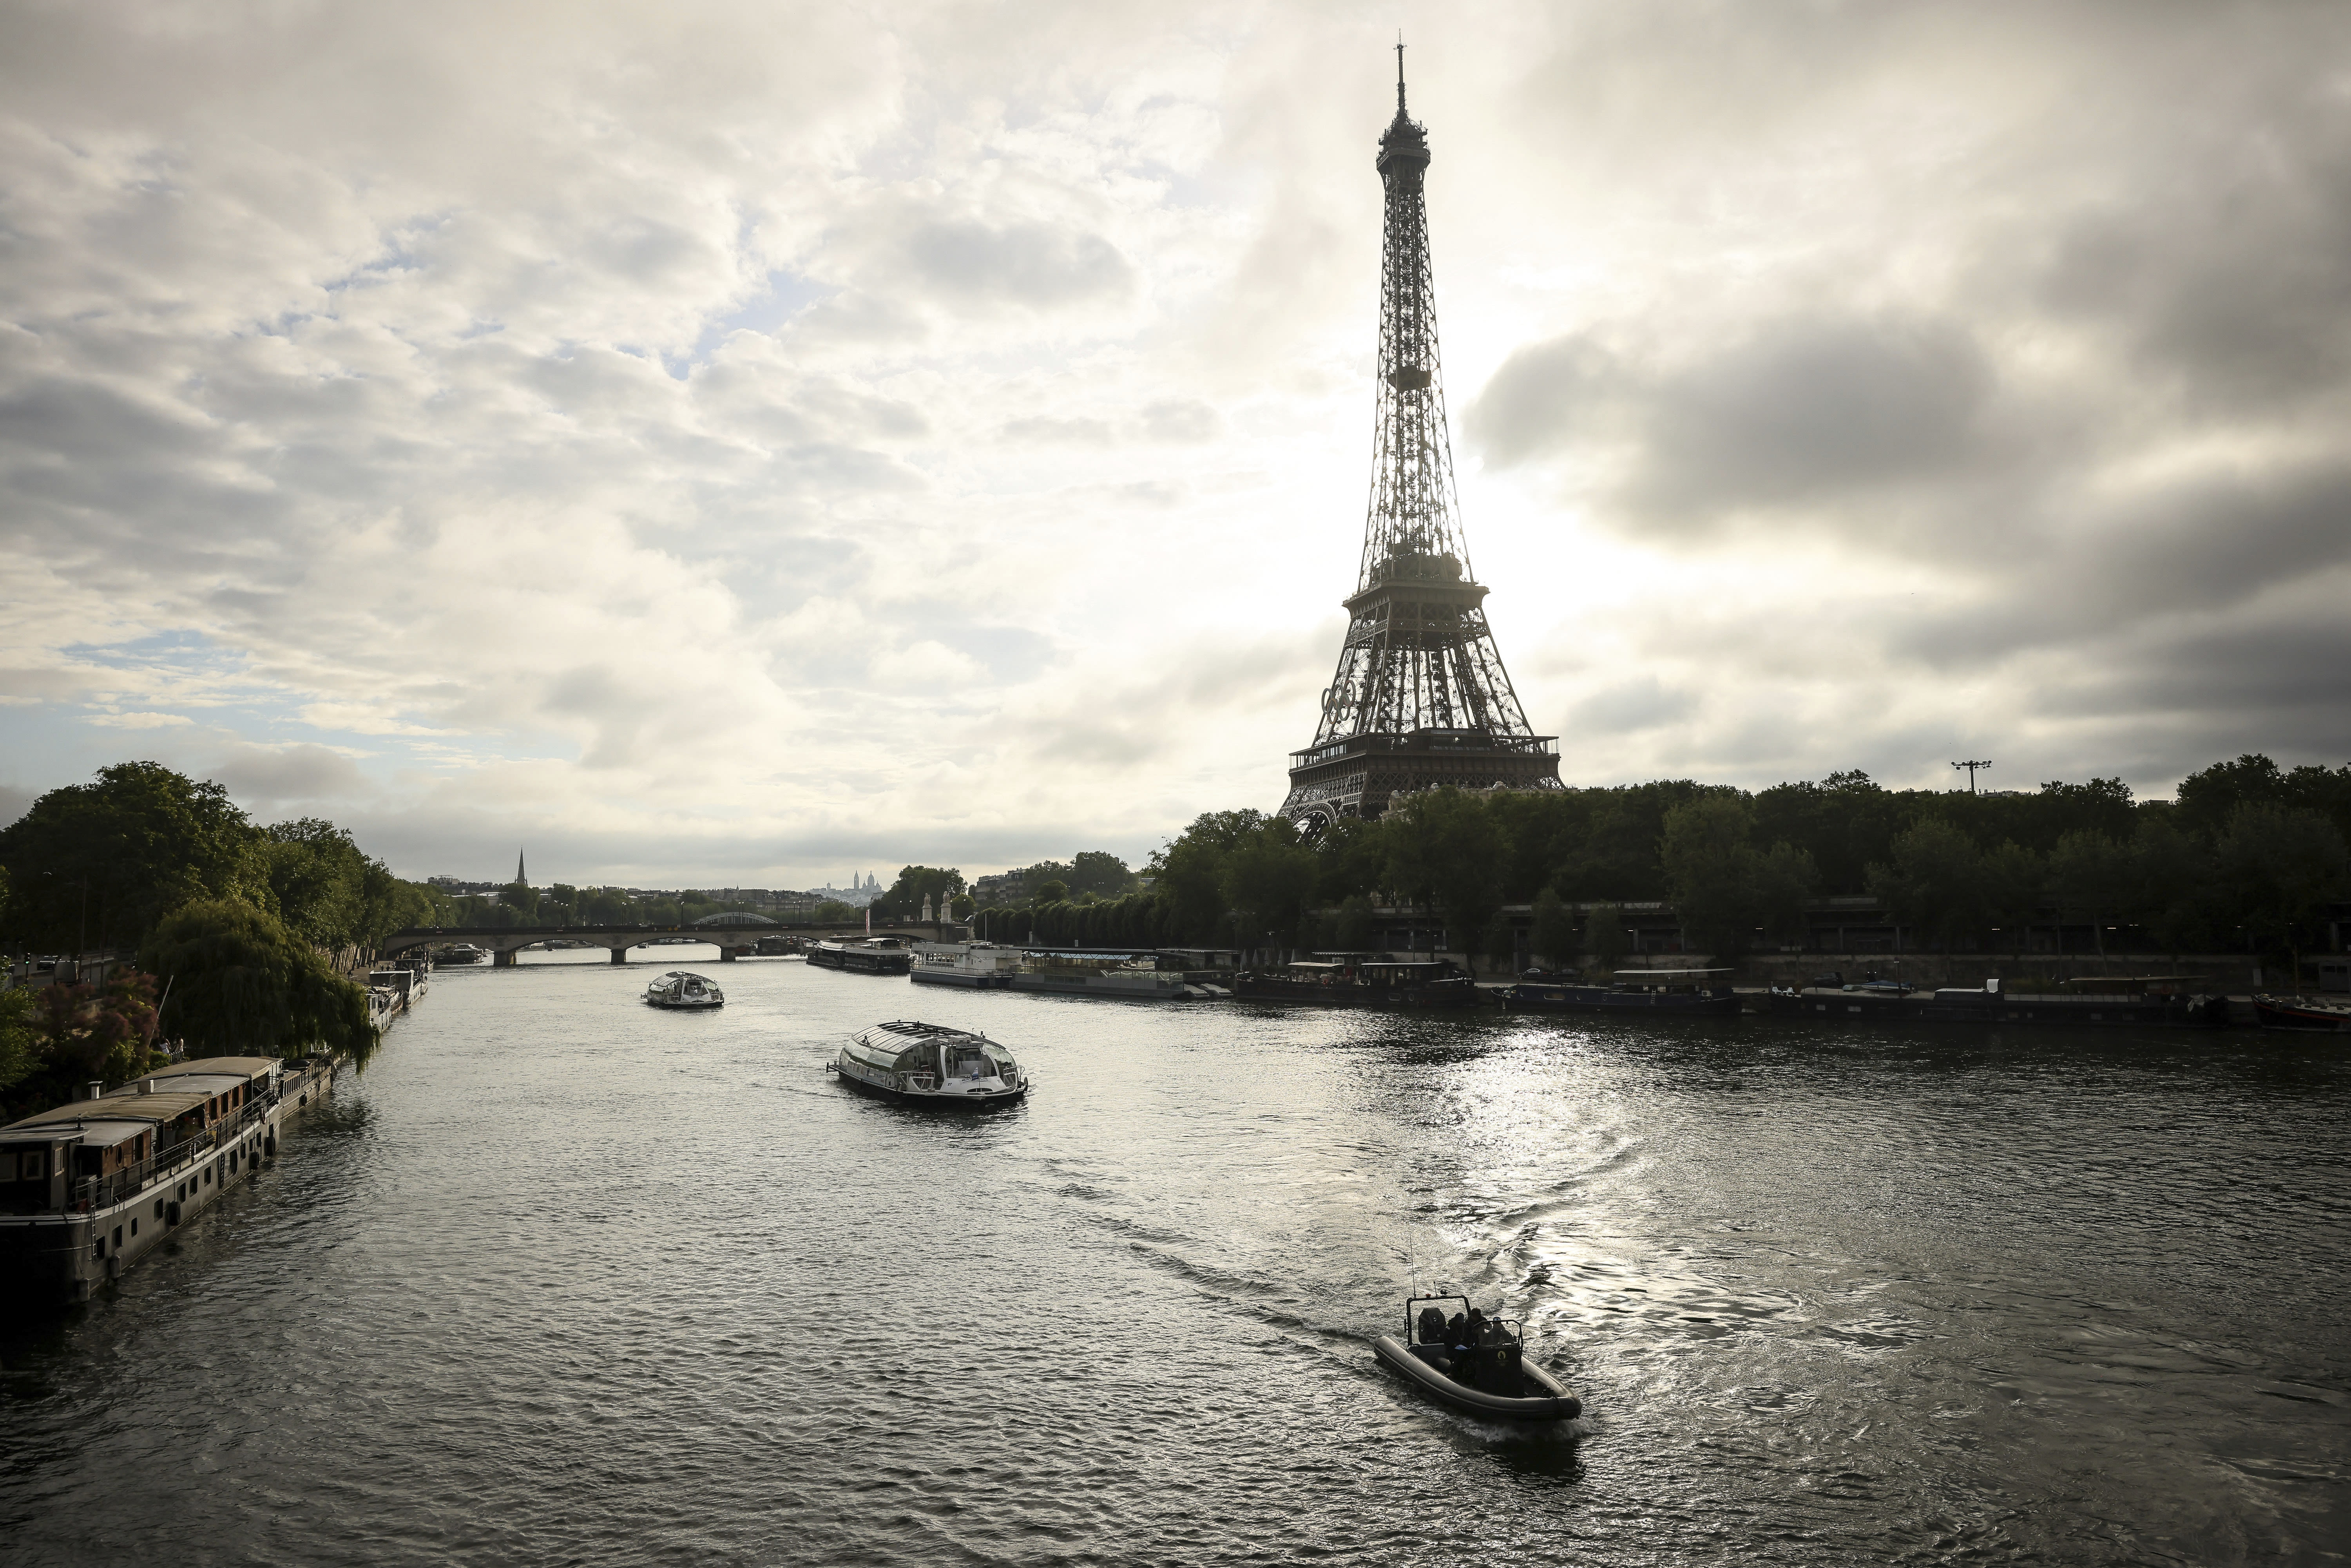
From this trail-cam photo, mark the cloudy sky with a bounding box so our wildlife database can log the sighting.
[4,1,2347,888]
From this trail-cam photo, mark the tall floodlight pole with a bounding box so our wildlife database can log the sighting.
[1953,760,1992,794]
[1279,48,1561,835]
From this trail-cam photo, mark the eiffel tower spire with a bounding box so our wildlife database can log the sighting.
[1280,56,1560,833]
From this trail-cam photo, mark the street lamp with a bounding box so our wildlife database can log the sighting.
[1953,759,1991,794]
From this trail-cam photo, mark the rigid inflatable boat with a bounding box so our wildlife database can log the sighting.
[1371,1295,1582,1423]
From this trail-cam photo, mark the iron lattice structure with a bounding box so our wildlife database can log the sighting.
[1280,56,1560,833]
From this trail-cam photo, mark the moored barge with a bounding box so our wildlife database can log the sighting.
[1502,968,1741,1016]
[0,1056,331,1309]
[1234,954,1481,1009]
[809,937,915,976]
[1761,976,2231,1028]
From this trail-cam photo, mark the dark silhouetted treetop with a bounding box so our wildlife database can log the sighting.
[0,762,270,951]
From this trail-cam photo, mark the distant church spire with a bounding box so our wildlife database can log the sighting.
[516,847,527,887]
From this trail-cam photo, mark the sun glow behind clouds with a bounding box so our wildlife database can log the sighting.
[2,2,2349,885]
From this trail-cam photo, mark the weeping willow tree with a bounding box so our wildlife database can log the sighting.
[141,899,378,1062]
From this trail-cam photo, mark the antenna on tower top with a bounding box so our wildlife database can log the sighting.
[1395,32,1407,115]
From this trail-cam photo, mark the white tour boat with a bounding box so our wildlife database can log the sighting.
[645,970,724,1009]
[829,1021,1027,1108]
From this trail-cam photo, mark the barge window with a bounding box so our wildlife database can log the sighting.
[131,1218,138,1236]
[94,1238,105,1260]
[155,1200,165,1220]
[112,1226,122,1249]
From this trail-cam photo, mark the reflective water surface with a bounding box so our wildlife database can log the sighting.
[4,951,2347,1565]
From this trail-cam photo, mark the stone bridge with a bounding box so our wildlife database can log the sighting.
[380,921,958,966]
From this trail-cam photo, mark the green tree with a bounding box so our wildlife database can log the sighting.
[1310,815,1393,904]
[1662,796,1765,960]
[0,972,168,1118]
[1582,902,1629,973]
[0,762,271,951]
[1335,893,1376,952]
[264,818,426,950]
[1068,852,1134,899]
[1480,911,1518,976]
[1221,818,1319,956]
[1032,878,1069,905]
[2213,803,2351,986]
[1151,810,1272,942]
[1530,887,1576,969]
[1978,842,2044,957]
[1384,788,1505,957]
[2048,831,2134,958]
[2131,818,2212,957]
[875,867,965,920]
[141,899,377,1061]
[1754,842,1820,948]
[1866,818,1985,951]
[0,985,40,1095]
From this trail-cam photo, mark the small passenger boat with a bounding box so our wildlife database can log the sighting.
[829,1021,1027,1108]
[1371,1295,1582,1423]
[1502,968,1742,1016]
[644,970,724,1009]
[2252,994,2351,1032]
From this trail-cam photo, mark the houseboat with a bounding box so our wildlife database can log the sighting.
[1502,969,1742,1016]
[438,943,488,965]
[0,1055,333,1309]
[645,970,724,1009]
[1233,954,1482,1009]
[828,1021,1028,1108]
[809,937,915,976]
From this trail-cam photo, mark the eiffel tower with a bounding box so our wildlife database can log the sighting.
[1280,47,1561,835]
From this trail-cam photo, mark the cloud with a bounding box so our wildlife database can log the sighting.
[84,711,194,729]
[902,218,1133,310]
[208,744,373,808]
[2,0,2347,887]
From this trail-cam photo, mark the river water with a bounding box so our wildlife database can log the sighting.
[3,950,2346,1565]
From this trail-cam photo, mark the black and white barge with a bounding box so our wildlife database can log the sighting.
[829,1021,1028,1108]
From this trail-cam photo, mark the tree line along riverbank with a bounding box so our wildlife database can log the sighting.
[962,755,2350,981]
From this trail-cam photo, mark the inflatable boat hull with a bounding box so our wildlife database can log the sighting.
[1373,1335,1582,1422]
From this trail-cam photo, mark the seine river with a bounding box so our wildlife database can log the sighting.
[4,951,2347,1565]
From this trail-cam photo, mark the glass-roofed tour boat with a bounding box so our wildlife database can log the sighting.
[830,1021,1028,1108]
[645,970,724,1009]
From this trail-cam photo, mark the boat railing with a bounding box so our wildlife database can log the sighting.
[63,1093,279,1215]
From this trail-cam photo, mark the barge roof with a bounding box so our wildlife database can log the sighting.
[149,1057,279,1079]
[4,1089,212,1132]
